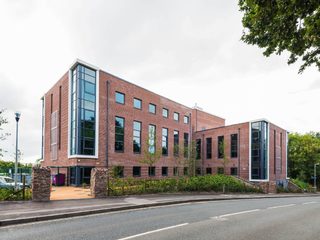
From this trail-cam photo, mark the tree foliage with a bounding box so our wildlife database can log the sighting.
[0,109,10,157]
[288,132,320,183]
[239,0,320,73]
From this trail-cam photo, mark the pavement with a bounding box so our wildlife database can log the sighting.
[0,192,320,227]
[1,195,320,240]
[50,186,92,200]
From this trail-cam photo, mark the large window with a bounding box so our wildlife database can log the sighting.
[174,130,179,156]
[206,137,212,159]
[251,121,268,180]
[184,133,189,158]
[133,121,141,153]
[149,103,156,114]
[231,134,238,158]
[162,108,168,118]
[148,125,156,153]
[133,98,142,109]
[115,117,125,152]
[196,139,201,159]
[115,92,125,104]
[70,64,96,156]
[162,128,168,155]
[218,136,224,159]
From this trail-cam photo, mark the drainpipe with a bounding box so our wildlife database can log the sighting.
[106,80,110,169]
[188,112,192,175]
[202,133,205,175]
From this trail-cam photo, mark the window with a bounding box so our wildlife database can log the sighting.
[173,167,178,176]
[148,167,155,177]
[217,167,224,174]
[50,111,58,160]
[184,133,189,158]
[184,115,189,124]
[133,121,141,153]
[162,128,168,155]
[206,168,212,175]
[133,166,141,177]
[162,167,168,176]
[133,98,142,109]
[113,166,124,178]
[230,167,238,176]
[196,167,201,175]
[173,112,179,121]
[148,125,156,153]
[218,136,224,158]
[184,167,189,176]
[206,137,212,159]
[115,92,125,104]
[174,130,179,156]
[149,103,156,114]
[115,117,124,152]
[196,139,201,159]
[231,134,238,158]
[70,64,97,156]
[162,108,168,118]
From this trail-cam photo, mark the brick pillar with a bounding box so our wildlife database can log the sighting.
[90,168,108,198]
[32,167,51,201]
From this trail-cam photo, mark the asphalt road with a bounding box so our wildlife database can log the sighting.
[1,196,320,240]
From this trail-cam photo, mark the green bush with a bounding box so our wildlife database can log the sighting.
[108,175,261,196]
[0,188,32,201]
[291,178,312,191]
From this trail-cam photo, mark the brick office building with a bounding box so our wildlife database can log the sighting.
[41,59,288,186]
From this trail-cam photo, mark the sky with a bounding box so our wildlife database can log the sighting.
[0,0,319,164]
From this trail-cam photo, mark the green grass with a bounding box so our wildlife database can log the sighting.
[291,178,312,191]
[108,175,262,196]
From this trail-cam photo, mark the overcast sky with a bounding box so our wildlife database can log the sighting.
[0,0,319,163]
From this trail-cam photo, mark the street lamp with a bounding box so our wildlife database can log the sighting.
[314,163,319,192]
[14,111,21,190]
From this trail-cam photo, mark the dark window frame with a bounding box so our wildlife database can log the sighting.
[162,166,168,176]
[162,108,169,118]
[133,98,142,110]
[115,116,125,152]
[173,112,179,122]
[115,91,125,104]
[218,136,224,159]
[149,103,156,114]
[133,166,141,177]
[206,137,212,159]
[174,130,179,156]
[148,166,156,177]
[230,134,238,158]
[162,128,168,156]
[183,115,189,124]
[196,139,201,159]
[133,120,142,154]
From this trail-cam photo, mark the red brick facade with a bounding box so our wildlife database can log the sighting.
[41,60,288,185]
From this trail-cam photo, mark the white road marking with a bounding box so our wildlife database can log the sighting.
[117,223,189,240]
[211,209,260,220]
[302,202,317,205]
[267,204,296,209]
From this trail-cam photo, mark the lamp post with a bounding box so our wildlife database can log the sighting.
[314,163,319,192]
[14,111,21,190]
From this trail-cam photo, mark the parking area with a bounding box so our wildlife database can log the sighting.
[50,186,93,200]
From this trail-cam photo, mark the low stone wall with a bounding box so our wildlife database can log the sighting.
[32,167,51,201]
[287,180,303,192]
[90,168,108,198]
[256,181,277,193]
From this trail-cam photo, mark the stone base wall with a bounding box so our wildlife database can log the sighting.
[90,168,108,198]
[287,180,303,192]
[32,167,51,201]
[256,181,277,193]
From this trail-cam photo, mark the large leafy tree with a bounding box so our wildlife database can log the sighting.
[288,132,320,183]
[239,0,320,73]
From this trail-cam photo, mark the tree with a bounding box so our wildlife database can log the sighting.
[239,0,320,73]
[0,109,10,157]
[288,132,320,183]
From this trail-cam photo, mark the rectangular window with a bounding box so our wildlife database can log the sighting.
[133,166,141,177]
[133,121,141,153]
[148,125,156,153]
[196,167,201,176]
[206,168,212,175]
[230,167,238,176]
[184,115,189,124]
[217,167,224,174]
[115,92,125,104]
[133,98,142,109]
[173,167,178,176]
[162,128,168,155]
[218,136,224,158]
[113,166,124,178]
[162,108,168,118]
[174,130,179,156]
[184,133,189,158]
[115,117,125,152]
[184,167,189,176]
[231,134,238,158]
[148,166,155,177]
[50,111,58,160]
[173,112,179,121]
[196,139,201,159]
[206,137,212,159]
[149,103,156,114]
[58,86,62,150]
[162,167,168,176]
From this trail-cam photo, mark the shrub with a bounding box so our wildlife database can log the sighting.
[0,188,32,201]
